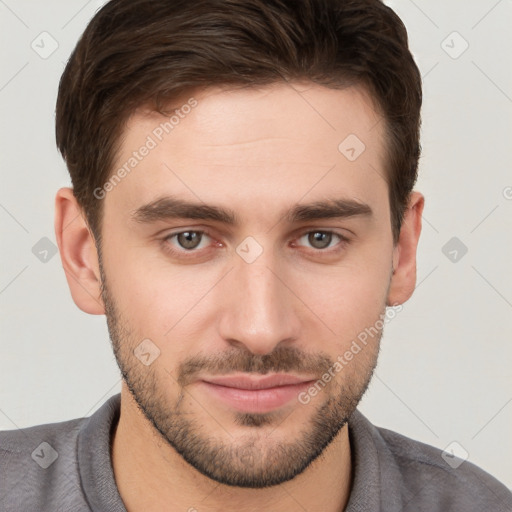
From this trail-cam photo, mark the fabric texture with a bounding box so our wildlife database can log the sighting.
[1,393,511,511]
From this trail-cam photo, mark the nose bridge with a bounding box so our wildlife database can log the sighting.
[240,257,281,320]
[218,243,299,355]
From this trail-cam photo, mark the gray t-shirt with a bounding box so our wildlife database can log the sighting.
[1,393,511,511]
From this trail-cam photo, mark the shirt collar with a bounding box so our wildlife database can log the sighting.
[78,393,126,512]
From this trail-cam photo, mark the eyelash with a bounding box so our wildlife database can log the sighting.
[161,229,350,258]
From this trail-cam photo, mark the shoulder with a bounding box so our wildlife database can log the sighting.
[0,416,91,511]
[377,424,512,511]
[350,410,512,511]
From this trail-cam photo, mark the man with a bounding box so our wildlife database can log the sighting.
[1,0,511,510]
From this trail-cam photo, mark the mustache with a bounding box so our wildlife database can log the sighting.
[177,345,334,387]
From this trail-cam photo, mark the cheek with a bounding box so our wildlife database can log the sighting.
[295,257,391,343]
[105,246,223,349]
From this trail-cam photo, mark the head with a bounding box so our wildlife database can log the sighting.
[54,0,424,488]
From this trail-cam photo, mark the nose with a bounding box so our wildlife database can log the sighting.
[217,251,301,356]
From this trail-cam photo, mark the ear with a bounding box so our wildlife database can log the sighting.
[386,190,425,306]
[54,187,105,315]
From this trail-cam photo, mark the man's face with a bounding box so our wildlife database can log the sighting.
[99,82,395,487]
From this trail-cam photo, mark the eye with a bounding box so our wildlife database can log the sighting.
[164,230,212,252]
[294,230,349,251]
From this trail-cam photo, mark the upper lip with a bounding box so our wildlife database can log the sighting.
[201,374,316,390]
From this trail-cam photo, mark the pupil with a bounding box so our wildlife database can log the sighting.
[179,231,200,249]
[310,231,331,249]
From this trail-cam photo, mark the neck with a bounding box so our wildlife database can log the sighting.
[112,385,353,512]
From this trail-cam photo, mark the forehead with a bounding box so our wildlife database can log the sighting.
[128,81,384,153]
[105,82,389,225]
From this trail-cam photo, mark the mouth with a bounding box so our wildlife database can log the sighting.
[197,373,316,414]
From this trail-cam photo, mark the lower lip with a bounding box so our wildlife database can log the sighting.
[198,380,314,414]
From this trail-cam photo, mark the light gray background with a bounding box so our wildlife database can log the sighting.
[1,0,511,489]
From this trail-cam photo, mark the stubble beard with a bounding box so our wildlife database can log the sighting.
[99,260,382,488]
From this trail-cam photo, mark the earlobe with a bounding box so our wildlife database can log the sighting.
[54,187,105,315]
[386,191,425,307]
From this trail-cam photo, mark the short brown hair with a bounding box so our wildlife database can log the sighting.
[55,0,422,245]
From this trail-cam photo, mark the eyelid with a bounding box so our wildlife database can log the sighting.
[163,229,216,251]
[293,229,350,250]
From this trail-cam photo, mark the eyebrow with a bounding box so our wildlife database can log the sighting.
[131,195,373,225]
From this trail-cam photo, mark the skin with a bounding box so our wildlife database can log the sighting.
[54,81,424,512]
